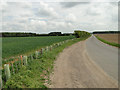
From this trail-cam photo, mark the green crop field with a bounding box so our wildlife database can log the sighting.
[2,31,91,88]
[2,36,74,59]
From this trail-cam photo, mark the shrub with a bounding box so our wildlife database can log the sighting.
[74,30,91,38]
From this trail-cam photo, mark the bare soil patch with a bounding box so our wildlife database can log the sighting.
[95,34,119,44]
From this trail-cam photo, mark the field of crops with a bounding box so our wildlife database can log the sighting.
[95,34,119,44]
[1,31,91,88]
[2,36,74,59]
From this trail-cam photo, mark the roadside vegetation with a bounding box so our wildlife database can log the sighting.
[74,30,91,38]
[2,31,91,88]
[96,36,120,48]
[3,35,90,88]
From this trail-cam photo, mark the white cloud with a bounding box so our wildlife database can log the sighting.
[1,1,118,33]
[35,2,58,18]
[65,13,77,22]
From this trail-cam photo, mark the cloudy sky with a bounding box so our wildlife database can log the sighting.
[0,1,118,34]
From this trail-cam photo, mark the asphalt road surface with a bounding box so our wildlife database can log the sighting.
[86,35,119,81]
[49,37,118,88]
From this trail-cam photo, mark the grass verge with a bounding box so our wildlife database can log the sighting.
[3,36,90,88]
[96,36,120,48]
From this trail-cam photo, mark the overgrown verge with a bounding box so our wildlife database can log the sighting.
[3,36,90,88]
[96,36,120,48]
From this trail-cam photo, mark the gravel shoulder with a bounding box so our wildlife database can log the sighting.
[48,40,118,88]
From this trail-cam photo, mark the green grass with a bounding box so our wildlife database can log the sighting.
[96,36,120,48]
[2,36,75,59]
[3,36,90,88]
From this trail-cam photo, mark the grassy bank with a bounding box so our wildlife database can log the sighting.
[3,36,90,88]
[96,36,120,48]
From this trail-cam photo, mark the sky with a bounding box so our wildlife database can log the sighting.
[0,0,119,34]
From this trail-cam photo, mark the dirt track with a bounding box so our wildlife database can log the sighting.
[49,40,118,88]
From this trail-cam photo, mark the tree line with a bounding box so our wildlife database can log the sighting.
[1,32,74,37]
[93,31,120,34]
[1,31,91,37]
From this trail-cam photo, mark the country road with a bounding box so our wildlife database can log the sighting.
[49,36,118,88]
[86,35,119,80]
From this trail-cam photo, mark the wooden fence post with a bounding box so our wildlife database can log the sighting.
[46,46,48,51]
[35,51,39,59]
[44,48,46,51]
[55,44,57,47]
[41,48,43,54]
[60,42,62,46]
[23,56,27,66]
[55,44,57,48]
[48,46,49,51]
[30,54,33,61]
[4,64,11,81]
[51,45,52,50]
[11,63,14,74]
[57,43,59,47]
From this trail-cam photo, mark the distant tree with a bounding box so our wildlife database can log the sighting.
[93,31,120,34]
[74,30,90,38]
[48,32,62,36]
[74,31,81,38]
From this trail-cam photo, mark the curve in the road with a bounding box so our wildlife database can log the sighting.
[86,35,119,81]
[49,39,118,88]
